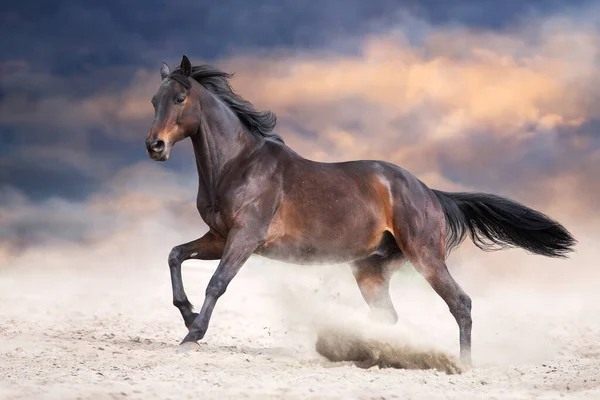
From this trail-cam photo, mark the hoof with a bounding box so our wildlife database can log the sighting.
[176,341,200,354]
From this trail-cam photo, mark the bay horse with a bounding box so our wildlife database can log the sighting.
[144,55,576,366]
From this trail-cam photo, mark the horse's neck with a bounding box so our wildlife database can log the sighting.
[190,109,259,211]
[191,129,215,210]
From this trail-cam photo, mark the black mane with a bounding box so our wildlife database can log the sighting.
[169,65,284,144]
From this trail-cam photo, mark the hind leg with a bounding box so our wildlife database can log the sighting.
[394,218,472,366]
[413,255,472,366]
[351,253,406,324]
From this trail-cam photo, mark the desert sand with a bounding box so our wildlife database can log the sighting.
[1,219,599,400]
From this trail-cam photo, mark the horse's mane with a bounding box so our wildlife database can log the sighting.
[169,65,284,144]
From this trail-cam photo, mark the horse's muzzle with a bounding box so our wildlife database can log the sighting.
[145,138,169,161]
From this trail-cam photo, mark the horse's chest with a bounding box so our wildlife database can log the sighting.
[198,205,228,236]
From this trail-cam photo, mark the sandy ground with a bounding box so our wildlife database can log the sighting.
[1,223,600,400]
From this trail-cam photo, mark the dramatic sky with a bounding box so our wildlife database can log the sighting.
[2,0,600,255]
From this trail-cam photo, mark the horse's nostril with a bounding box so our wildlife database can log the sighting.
[150,140,165,153]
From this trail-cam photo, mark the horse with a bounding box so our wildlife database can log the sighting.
[144,55,576,366]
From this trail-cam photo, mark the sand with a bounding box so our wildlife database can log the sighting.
[1,225,599,400]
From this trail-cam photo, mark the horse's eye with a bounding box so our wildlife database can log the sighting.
[176,94,186,104]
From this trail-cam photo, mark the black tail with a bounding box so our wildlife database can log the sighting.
[432,190,576,258]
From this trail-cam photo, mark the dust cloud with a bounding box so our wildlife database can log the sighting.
[314,326,463,374]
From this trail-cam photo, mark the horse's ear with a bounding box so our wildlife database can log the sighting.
[180,55,192,77]
[160,62,170,80]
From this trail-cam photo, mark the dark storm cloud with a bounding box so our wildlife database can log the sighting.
[1,0,592,73]
[407,0,594,29]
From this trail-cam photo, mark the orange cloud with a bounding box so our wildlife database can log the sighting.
[228,30,596,133]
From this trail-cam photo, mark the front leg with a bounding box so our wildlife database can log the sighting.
[168,230,226,329]
[180,228,264,346]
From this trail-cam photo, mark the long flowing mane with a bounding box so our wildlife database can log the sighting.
[169,65,284,144]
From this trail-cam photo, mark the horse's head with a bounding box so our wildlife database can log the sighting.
[145,55,200,161]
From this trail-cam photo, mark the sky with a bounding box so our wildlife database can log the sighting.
[1,0,600,255]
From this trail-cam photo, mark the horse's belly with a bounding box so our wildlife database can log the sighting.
[255,241,370,264]
[257,189,392,264]
[255,226,384,265]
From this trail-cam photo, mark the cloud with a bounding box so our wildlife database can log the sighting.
[1,3,600,253]
[227,27,597,135]
[0,162,203,254]
[3,0,587,76]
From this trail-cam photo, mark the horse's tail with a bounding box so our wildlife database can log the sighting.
[432,190,576,258]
